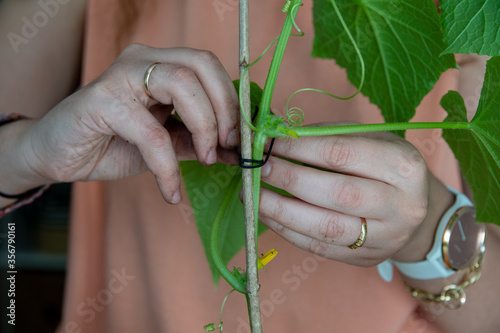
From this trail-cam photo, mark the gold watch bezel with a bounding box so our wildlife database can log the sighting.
[442,206,486,270]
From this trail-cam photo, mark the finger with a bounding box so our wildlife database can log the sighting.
[153,48,240,148]
[267,132,425,186]
[261,217,386,266]
[144,62,219,166]
[259,188,372,247]
[105,103,182,204]
[130,45,240,149]
[258,207,382,266]
[166,118,239,165]
[261,156,397,219]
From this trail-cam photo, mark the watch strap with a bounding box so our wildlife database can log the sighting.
[392,187,473,280]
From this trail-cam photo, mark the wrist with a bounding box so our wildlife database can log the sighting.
[391,173,454,262]
[0,117,51,196]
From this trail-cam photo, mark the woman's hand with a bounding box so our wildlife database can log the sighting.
[17,45,240,203]
[258,124,454,266]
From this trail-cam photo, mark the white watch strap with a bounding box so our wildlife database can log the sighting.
[392,187,473,280]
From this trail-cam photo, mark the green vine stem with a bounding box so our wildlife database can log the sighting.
[290,121,469,137]
[256,0,303,126]
[251,0,304,237]
[210,175,246,294]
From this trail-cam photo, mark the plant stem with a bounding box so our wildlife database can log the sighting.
[256,0,303,126]
[210,176,246,293]
[291,121,469,137]
[252,0,303,237]
[239,1,263,332]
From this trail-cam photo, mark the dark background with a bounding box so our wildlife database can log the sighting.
[1,184,70,333]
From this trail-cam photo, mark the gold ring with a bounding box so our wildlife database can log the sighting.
[144,62,160,99]
[348,217,367,250]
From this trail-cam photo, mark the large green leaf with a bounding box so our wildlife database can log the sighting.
[312,0,456,124]
[180,161,268,284]
[440,0,500,56]
[441,56,500,224]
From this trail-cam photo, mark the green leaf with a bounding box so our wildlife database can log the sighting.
[180,162,268,284]
[441,0,500,56]
[312,0,456,124]
[441,56,500,224]
[203,323,217,331]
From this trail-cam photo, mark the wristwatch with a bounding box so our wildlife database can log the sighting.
[392,187,486,280]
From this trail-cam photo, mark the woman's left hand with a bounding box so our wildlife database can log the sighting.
[258,124,454,266]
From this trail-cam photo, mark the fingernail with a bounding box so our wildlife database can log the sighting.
[207,149,217,165]
[171,190,181,204]
[227,128,240,147]
[261,160,271,177]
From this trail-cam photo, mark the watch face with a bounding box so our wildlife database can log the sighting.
[442,207,486,270]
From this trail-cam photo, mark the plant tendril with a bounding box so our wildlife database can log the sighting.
[286,107,305,126]
[282,1,305,37]
[281,0,292,12]
[281,0,365,129]
[290,3,305,36]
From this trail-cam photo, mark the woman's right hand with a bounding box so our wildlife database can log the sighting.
[13,45,240,203]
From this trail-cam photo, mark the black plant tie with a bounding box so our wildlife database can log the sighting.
[239,138,275,169]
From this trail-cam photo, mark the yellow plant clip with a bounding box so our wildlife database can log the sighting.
[258,249,278,269]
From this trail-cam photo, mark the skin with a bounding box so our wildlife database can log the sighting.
[258,130,442,265]
[0,1,239,206]
[1,1,499,332]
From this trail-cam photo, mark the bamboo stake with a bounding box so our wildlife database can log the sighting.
[239,1,263,332]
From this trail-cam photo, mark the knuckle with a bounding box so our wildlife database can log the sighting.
[393,141,427,180]
[306,239,329,258]
[280,168,298,193]
[200,121,218,136]
[316,214,345,241]
[407,197,429,224]
[119,43,146,59]
[144,122,168,144]
[269,199,286,223]
[331,181,362,209]
[274,138,293,157]
[194,49,219,65]
[168,66,198,86]
[324,137,356,169]
[162,168,180,188]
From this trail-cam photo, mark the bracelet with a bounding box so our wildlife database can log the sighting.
[404,244,485,310]
[0,113,50,218]
[0,186,47,200]
[0,185,50,219]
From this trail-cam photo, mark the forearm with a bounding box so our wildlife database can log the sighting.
[0,117,50,209]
